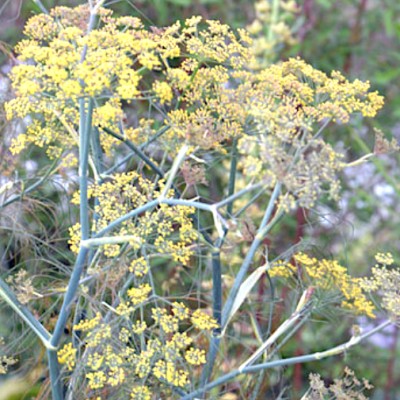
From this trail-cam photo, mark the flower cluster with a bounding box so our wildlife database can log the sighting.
[237,58,384,208]
[361,253,400,319]
[69,172,197,263]
[57,342,77,372]
[304,367,373,400]
[374,252,394,265]
[247,0,299,67]
[5,5,382,170]
[58,302,217,397]
[269,253,375,318]
[6,269,36,305]
[0,337,17,375]
[4,5,254,159]
[3,4,391,399]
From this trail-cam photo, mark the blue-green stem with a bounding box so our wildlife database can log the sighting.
[182,319,392,400]
[234,187,269,218]
[92,181,263,248]
[249,370,265,400]
[264,270,275,339]
[160,198,212,212]
[159,185,263,213]
[215,183,265,209]
[0,276,54,349]
[47,349,63,399]
[48,98,93,399]
[226,138,238,217]
[101,126,170,177]
[200,139,238,388]
[221,182,282,328]
[78,98,93,241]
[102,126,166,178]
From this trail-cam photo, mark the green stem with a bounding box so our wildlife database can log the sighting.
[94,199,160,238]
[89,126,104,261]
[139,126,170,150]
[227,138,238,216]
[79,98,93,241]
[160,144,189,198]
[101,126,171,177]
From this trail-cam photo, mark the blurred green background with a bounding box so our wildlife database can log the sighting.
[0,0,399,399]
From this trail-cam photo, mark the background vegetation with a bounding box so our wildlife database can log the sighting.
[0,0,399,399]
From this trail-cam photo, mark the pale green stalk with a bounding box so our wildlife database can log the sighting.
[268,0,280,43]
[81,235,142,248]
[32,0,49,14]
[160,144,189,198]
[239,289,313,371]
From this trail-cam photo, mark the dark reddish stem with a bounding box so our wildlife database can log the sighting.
[298,0,316,42]
[343,0,368,74]
[384,325,399,400]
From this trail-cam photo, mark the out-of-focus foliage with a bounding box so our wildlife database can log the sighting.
[0,1,399,399]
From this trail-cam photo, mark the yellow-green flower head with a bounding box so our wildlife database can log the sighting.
[5,5,254,158]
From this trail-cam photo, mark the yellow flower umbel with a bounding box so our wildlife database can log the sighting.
[130,386,152,400]
[6,5,382,167]
[237,58,383,209]
[374,252,394,266]
[361,254,400,319]
[57,342,77,371]
[191,309,219,330]
[5,5,254,159]
[72,303,218,396]
[153,81,174,104]
[69,172,197,263]
[185,348,207,366]
[270,253,376,318]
